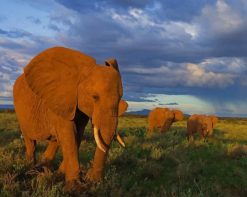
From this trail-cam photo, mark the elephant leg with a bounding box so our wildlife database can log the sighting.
[147,125,154,135]
[23,134,36,164]
[57,121,80,185]
[187,133,193,141]
[161,120,172,133]
[58,114,89,174]
[160,126,166,133]
[199,131,205,140]
[86,147,107,182]
[40,140,59,167]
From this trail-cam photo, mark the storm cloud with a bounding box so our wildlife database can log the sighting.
[0,0,246,116]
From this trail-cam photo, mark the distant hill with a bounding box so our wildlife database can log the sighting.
[127,109,190,117]
[127,109,150,115]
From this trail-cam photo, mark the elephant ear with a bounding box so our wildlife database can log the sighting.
[118,99,128,116]
[105,58,123,96]
[24,47,96,120]
[105,58,119,72]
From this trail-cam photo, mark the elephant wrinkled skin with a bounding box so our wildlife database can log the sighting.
[187,114,217,140]
[13,46,124,191]
[147,107,184,134]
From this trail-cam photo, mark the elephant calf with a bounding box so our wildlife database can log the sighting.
[187,114,218,140]
[147,107,184,134]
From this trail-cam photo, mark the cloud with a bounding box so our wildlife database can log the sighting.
[48,24,61,32]
[194,0,247,58]
[0,28,32,38]
[0,0,246,116]
[0,82,12,97]
[26,16,42,24]
[55,0,151,12]
[160,102,179,106]
[124,62,236,88]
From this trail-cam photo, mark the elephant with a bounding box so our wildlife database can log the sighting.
[40,99,128,172]
[187,114,213,141]
[147,107,184,134]
[13,46,125,191]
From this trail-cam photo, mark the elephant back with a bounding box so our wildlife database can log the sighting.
[24,46,96,120]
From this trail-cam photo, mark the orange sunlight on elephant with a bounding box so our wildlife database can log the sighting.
[187,114,218,141]
[147,107,184,134]
[13,47,125,192]
[40,99,128,174]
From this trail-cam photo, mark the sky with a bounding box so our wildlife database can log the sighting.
[0,0,247,117]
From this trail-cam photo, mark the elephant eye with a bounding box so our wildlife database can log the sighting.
[93,95,99,101]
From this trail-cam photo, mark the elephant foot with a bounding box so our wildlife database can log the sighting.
[35,160,53,171]
[64,180,89,193]
[85,168,102,182]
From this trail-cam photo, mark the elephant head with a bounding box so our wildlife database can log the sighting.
[171,109,184,121]
[209,115,218,128]
[24,47,124,181]
[187,114,213,141]
[163,109,184,132]
[198,115,213,139]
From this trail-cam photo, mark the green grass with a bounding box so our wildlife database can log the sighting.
[0,113,246,196]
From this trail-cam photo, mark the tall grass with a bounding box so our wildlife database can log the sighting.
[0,113,246,196]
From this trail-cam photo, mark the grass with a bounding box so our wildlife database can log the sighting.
[0,112,246,196]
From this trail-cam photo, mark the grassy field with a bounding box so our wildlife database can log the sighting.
[0,112,246,196]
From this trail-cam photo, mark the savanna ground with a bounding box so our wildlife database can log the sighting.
[0,112,246,197]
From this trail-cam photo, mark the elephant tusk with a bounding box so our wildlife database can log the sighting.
[116,133,125,147]
[93,127,106,153]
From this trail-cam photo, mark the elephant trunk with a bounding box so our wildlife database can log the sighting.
[87,116,118,181]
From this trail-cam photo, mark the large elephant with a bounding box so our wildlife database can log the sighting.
[187,114,213,140]
[147,107,184,134]
[13,47,125,190]
[40,99,128,172]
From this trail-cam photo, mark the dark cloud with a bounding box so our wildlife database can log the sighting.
[153,0,215,22]
[0,28,32,38]
[54,0,215,22]
[160,102,179,106]
[55,0,151,13]
[48,23,61,32]
[26,16,42,24]
[213,26,247,57]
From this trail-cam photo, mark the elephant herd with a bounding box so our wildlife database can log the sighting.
[13,47,218,192]
[147,107,218,141]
